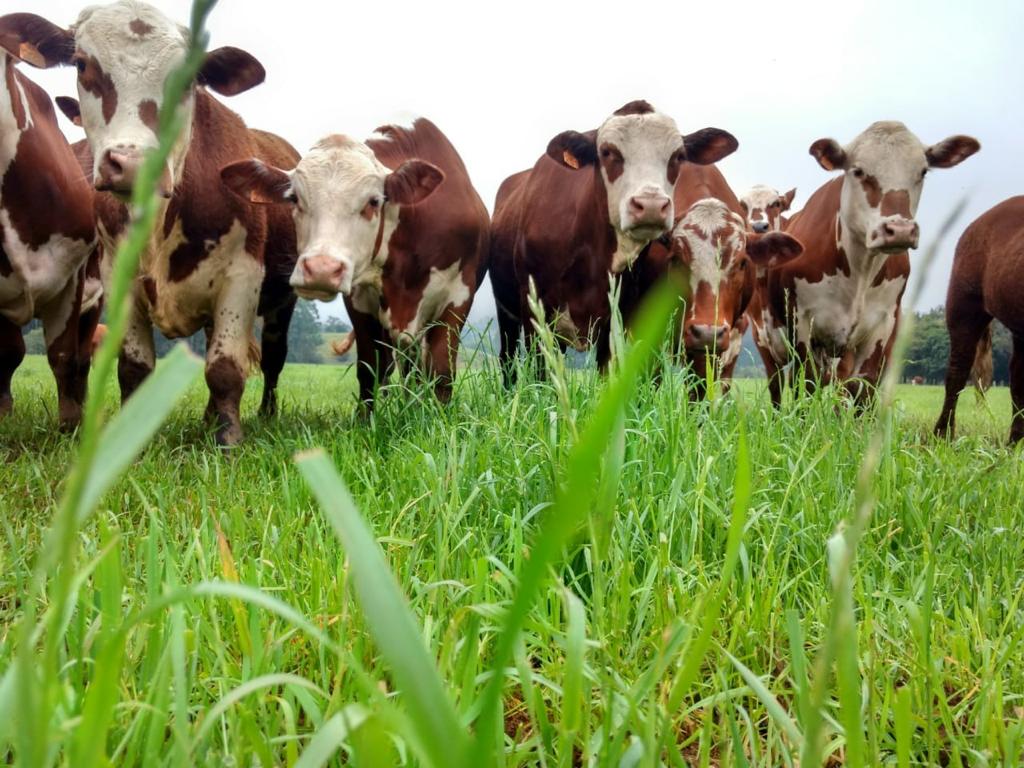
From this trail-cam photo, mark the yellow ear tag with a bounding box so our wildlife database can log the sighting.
[18,43,47,68]
[562,150,580,170]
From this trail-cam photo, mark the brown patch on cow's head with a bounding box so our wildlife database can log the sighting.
[859,173,882,207]
[599,142,624,183]
[74,54,118,124]
[129,18,154,37]
[138,99,159,134]
[880,189,911,218]
[614,100,655,116]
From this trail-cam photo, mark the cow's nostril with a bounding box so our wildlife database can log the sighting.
[659,199,671,215]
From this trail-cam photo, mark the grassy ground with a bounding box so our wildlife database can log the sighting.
[2,354,1022,766]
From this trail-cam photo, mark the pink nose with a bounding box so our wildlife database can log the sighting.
[685,323,729,350]
[300,255,347,294]
[871,218,920,250]
[96,148,142,195]
[627,194,672,228]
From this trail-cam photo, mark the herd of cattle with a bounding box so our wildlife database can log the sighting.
[0,2,1021,447]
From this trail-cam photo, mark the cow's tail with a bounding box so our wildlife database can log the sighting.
[971,323,993,397]
[247,336,263,375]
[331,331,355,358]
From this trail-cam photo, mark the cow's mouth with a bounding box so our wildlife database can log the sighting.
[295,287,340,302]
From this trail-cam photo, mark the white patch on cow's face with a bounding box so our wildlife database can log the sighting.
[740,185,785,231]
[287,135,395,301]
[838,122,928,251]
[672,199,747,329]
[597,111,682,269]
[71,2,192,186]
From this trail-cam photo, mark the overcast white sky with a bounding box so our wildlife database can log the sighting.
[27,0,1024,324]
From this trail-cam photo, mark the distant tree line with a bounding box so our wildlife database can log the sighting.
[903,307,1012,386]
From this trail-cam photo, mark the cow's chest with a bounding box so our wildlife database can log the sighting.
[793,268,906,356]
[381,261,471,341]
[112,219,256,338]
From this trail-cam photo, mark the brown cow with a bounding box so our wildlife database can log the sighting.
[749,121,979,406]
[221,120,489,406]
[935,196,1024,444]
[739,185,796,233]
[0,39,100,429]
[619,166,802,397]
[5,2,302,445]
[490,101,738,382]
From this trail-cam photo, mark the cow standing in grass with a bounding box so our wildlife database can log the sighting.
[4,2,302,445]
[0,28,100,428]
[221,121,489,407]
[935,197,1024,444]
[490,100,738,382]
[750,122,979,406]
[619,167,803,396]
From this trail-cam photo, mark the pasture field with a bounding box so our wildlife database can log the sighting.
[1,353,1022,766]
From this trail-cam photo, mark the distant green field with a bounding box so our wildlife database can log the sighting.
[2,353,1021,765]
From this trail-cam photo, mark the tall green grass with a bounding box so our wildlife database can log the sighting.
[1,1,1023,761]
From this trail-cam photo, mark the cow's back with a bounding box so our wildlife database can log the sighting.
[369,119,489,287]
[490,169,532,315]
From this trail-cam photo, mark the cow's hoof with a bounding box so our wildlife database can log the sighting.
[216,423,244,448]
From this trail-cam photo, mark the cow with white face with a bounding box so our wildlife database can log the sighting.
[3,2,302,445]
[490,101,738,380]
[670,199,802,395]
[222,120,489,406]
[739,185,796,233]
[753,121,980,405]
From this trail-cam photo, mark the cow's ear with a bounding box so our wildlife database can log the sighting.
[546,130,598,170]
[55,96,82,126]
[809,139,846,171]
[0,13,74,68]
[681,128,738,165]
[198,47,266,96]
[746,231,803,267]
[926,135,980,168]
[220,159,293,205]
[384,160,444,206]
[782,188,797,210]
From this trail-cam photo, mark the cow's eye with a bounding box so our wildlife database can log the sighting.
[770,201,780,209]
[600,148,612,159]
[851,167,864,179]
[74,58,87,74]
[368,196,381,209]
[920,168,929,179]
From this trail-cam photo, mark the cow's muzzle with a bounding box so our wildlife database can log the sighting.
[95,146,172,199]
[868,217,920,251]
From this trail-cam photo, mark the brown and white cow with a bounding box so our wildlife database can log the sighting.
[4,2,301,445]
[0,33,100,429]
[490,101,738,381]
[935,197,1024,444]
[221,120,489,406]
[739,185,796,233]
[619,165,802,396]
[750,121,979,406]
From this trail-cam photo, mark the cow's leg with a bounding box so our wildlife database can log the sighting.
[205,277,261,447]
[935,315,990,440]
[425,302,470,404]
[118,294,156,402]
[1008,333,1024,445]
[40,274,88,430]
[349,307,393,411]
[496,301,521,387]
[259,295,296,416]
[0,315,25,418]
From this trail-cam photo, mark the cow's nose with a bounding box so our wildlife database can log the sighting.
[96,147,143,195]
[627,194,672,227]
[686,323,730,350]
[300,255,347,294]
[871,218,920,250]
[751,220,770,233]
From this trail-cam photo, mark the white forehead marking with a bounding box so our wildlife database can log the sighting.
[596,111,682,151]
[74,2,187,81]
[844,121,928,186]
[676,198,746,295]
[293,135,388,202]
